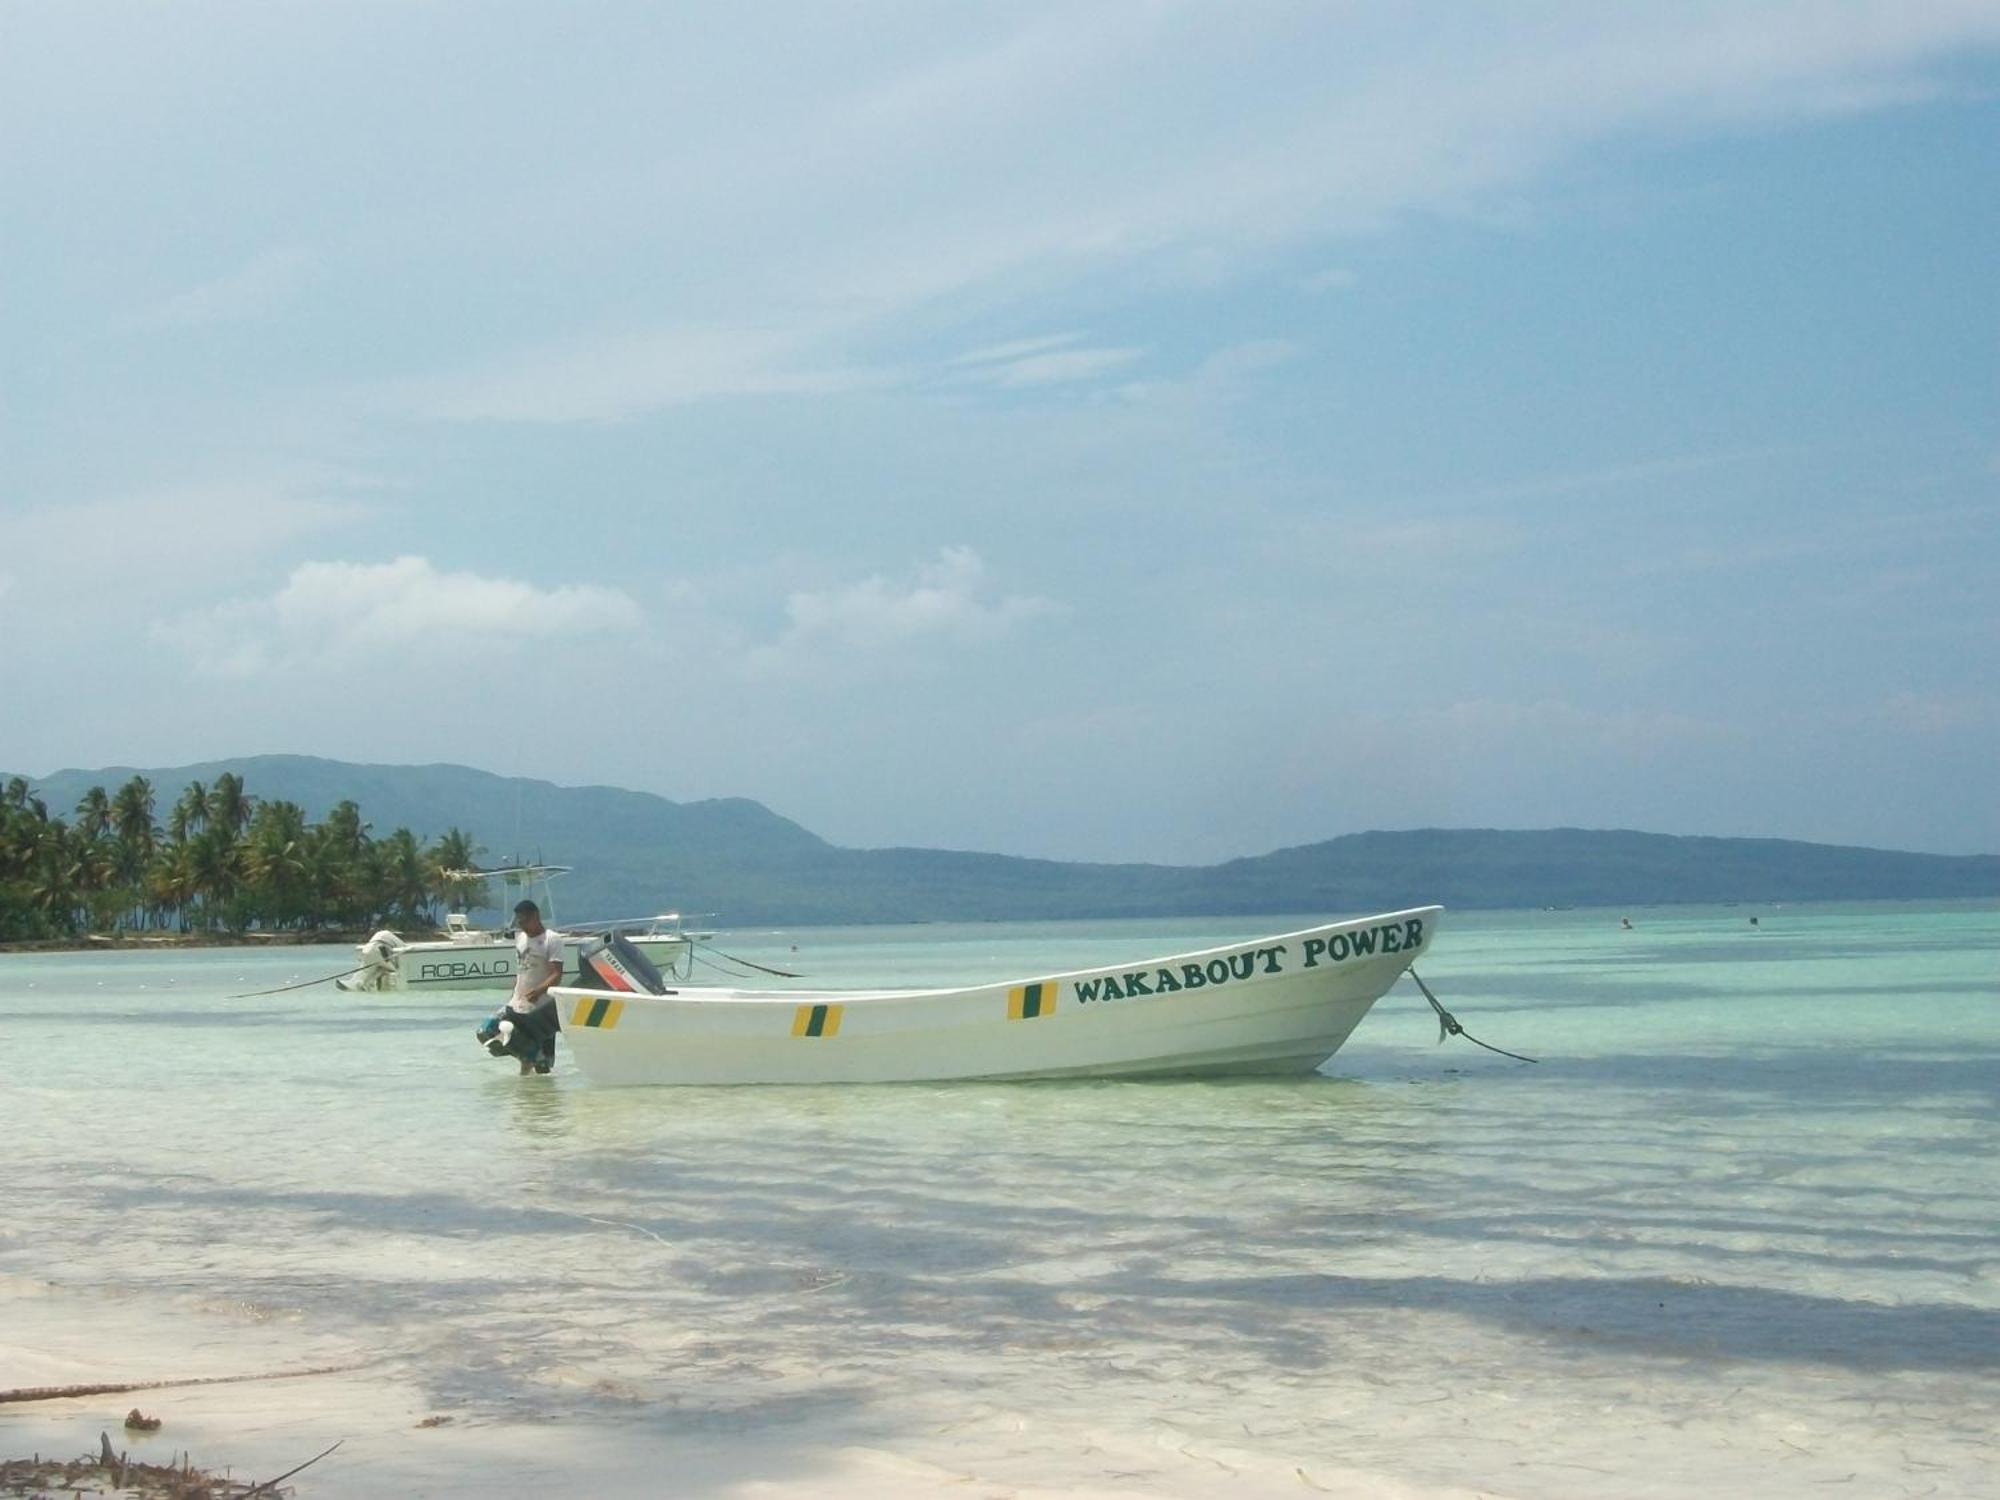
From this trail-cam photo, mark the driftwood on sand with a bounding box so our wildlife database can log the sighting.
[1,1433,341,1499]
[1,1368,363,1495]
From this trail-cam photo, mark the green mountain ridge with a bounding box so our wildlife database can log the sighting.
[19,755,2000,924]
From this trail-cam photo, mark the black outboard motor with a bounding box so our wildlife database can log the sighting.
[571,930,672,995]
[476,995,561,1068]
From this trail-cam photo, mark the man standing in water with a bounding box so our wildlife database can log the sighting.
[498,898,564,1074]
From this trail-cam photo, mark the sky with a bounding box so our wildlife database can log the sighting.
[3,1,1996,863]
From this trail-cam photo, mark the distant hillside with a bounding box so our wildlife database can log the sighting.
[19,756,2000,924]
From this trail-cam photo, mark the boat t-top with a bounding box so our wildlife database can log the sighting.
[337,863,698,993]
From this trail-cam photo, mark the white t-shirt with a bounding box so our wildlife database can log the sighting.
[509,927,564,1011]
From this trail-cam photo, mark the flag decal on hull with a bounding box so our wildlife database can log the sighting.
[571,996,626,1030]
[792,1003,843,1038]
[1007,981,1060,1020]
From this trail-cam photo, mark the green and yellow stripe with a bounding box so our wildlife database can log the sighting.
[791,1002,843,1038]
[570,995,626,1030]
[1007,981,1060,1021]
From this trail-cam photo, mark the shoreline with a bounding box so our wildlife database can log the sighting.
[3,895,1989,957]
[0,929,386,956]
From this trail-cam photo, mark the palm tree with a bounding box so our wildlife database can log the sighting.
[150,841,198,932]
[323,800,368,854]
[75,786,112,842]
[112,777,157,926]
[298,827,345,930]
[208,773,253,840]
[32,824,80,932]
[169,781,208,843]
[2,775,494,941]
[310,801,371,927]
[113,776,156,846]
[244,800,311,929]
[0,793,54,934]
[72,831,124,931]
[377,828,431,927]
[188,828,240,931]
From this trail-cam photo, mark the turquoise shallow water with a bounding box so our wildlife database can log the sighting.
[2,902,1996,1497]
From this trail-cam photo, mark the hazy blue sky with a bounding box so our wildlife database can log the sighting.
[4,3,1996,862]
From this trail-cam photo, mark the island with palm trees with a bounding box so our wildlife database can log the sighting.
[0,771,488,947]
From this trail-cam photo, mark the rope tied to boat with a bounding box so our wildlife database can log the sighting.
[690,939,803,979]
[228,965,367,999]
[1407,968,1538,1063]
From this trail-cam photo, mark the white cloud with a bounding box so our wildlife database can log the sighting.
[236,5,1999,425]
[978,346,1146,388]
[947,333,1086,367]
[142,247,316,328]
[940,333,1145,390]
[1193,339,1299,384]
[776,2,2000,325]
[1110,338,1300,406]
[747,547,1060,675]
[5,5,1997,859]
[398,321,1143,423]
[1303,267,1356,294]
[384,324,887,425]
[157,555,644,676]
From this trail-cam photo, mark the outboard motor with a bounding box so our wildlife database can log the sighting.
[346,929,405,991]
[572,930,671,995]
[477,997,562,1067]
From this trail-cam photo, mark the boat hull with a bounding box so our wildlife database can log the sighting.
[551,906,1442,1086]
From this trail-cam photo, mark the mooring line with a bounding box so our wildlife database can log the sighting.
[229,965,366,999]
[691,940,802,979]
[1407,968,1539,1063]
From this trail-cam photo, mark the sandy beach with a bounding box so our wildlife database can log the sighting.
[3,1279,1495,1500]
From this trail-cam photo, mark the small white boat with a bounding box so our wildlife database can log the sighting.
[338,863,695,993]
[550,906,1442,1085]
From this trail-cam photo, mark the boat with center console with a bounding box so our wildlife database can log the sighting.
[337,862,698,993]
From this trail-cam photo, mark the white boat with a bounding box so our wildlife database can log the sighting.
[338,863,696,993]
[550,905,1442,1085]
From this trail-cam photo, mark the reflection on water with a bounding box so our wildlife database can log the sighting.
[2,902,1997,1497]
[498,1075,575,1138]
